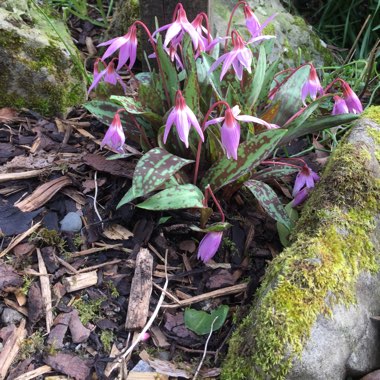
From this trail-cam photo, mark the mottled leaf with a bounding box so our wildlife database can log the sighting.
[184,305,229,335]
[265,65,310,126]
[277,203,299,247]
[156,34,179,104]
[247,45,266,110]
[253,165,298,181]
[84,100,132,127]
[117,148,193,207]
[135,72,152,84]
[281,112,360,145]
[137,184,204,210]
[110,95,162,124]
[201,129,287,191]
[245,180,291,228]
[200,53,224,100]
[183,35,200,113]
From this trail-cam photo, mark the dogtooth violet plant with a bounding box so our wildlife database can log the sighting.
[85,2,363,262]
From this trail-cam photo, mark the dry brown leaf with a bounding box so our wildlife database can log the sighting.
[103,224,134,240]
[0,107,18,122]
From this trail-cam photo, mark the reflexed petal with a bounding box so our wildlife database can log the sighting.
[177,110,190,147]
[205,116,225,127]
[332,96,349,115]
[292,172,307,196]
[220,50,239,80]
[221,120,240,160]
[185,106,204,141]
[101,37,129,61]
[105,70,117,85]
[247,35,275,44]
[237,47,252,69]
[87,69,107,94]
[232,59,243,80]
[164,22,182,46]
[163,109,177,143]
[291,187,309,207]
[209,53,228,74]
[231,105,241,117]
[305,174,315,188]
[115,73,127,93]
[98,37,118,47]
[182,21,203,50]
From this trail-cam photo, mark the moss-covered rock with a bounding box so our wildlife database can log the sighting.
[222,109,380,379]
[209,0,337,68]
[0,0,87,116]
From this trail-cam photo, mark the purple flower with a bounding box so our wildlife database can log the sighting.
[101,112,125,153]
[243,5,276,41]
[197,231,223,263]
[154,5,205,52]
[206,105,279,160]
[291,187,309,207]
[301,64,323,105]
[332,95,349,115]
[342,81,363,114]
[163,90,204,147]
[292,164,320,197]
[88,60,127,94]
[98,25,138,71]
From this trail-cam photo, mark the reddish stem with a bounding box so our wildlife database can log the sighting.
[199,12,212,44]
[206,185,225,222]
[260,160,301,169]
[193,101,231,185]
[134,20,171,107]
[129,114,153,150]
[225,1,247,48]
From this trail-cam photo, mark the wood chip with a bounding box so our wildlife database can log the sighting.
[37,248,53,333]
[44,353,90,380]
[104,344,121,378]
[3,299,28,317]
[0,319,27,379]
[150,326,170,349]
[63,271,98,292]
[125,248,153,330]
[0,263,23,292]
[16,176,72,212]
[0,169,47,183]
[68,310,90,343]
[47,313,71,349]
[13,365,52,380]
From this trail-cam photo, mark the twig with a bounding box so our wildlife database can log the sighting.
[193,316,219,380]
[93,171,103,226]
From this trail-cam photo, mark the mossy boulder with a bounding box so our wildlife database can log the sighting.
[0,0,87,116]
[209,0,337,68]
[222,107,380,380]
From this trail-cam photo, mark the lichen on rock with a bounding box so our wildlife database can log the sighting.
[0,0,87,116]
[222,113,380,380]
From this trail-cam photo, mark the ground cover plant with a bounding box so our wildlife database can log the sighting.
[86,1,363,260]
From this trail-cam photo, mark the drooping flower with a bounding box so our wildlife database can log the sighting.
[154,4,205,52]
[101,112,125,153]
[291,187,309,207]
[243,5,276,42]
[98,24,138,71]
[301,64,323,105]
[341,81,363,114]
[197,231,223,263]
[332,95,349,115]
[292,164,320,197]
[88,60,127,94]
[164,90,204,147]
[206,105,279,160]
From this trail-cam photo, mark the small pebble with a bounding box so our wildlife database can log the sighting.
[1,308,23,325]
[131,360,154,372]
[60,212,82,232]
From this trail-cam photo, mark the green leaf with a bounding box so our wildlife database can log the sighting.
[200,53,224,100]
[117,148,193,207]
[137,184,204,210]
[84,100,132,127]
[264,65,310,126]
[135,72,152,84]
[106,153,135,160]
[277,203,299,247]
[248,45,266,110]
[184,305,229,335]
[156,34,179,104]
[245,180,291,229]
[281,112,360,145]
[190,222,232,233]
[253,166,298,181]
[110,95,162,124]
[201,129,287,191]
[183,35,200,113]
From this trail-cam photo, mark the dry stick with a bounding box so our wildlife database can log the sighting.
[0,221,41,258]
[93,171,103,226]
[37,248,53,333]
[110,250,169,376]
[0,169,47,183]
[193,316,219,380]
[13,365,53,380]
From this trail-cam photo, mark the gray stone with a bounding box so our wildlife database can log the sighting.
[60,212,82,232]
[209,0,336,68]
[1,308,23,325]
[0,0,86,116]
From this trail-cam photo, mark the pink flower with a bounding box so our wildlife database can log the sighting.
[88,60,126,94]
[98,24,138,71]
[164,90,204,148]
[197,231,223,263]
[292,164,319,196]
[301,64,323,105]
[243,5,276,43]
[154,4,205,52]
[206,105,279,160]
[291,187,309,207]
[341,81,363,114]
[332,95,349,115]
[101,112,125,153]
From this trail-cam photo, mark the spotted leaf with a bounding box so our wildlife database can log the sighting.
[117,148,193,208]
[137,184,204,210]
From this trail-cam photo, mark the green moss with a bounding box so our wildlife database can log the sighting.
[100,330,115,353]
[19,331,45,360]
[363,105,380,125]
[74,297,105,325]
[223,136,380,379]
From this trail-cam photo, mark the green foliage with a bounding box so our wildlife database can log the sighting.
[100,330,115,353]
[30,228,66,252]
[74,297,105,325]
[184,305,229,335]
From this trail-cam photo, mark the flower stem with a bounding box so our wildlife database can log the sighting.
[134,20,171,108]
[129,114,153,150]
[206,185,225,222]
[193,101,231,185]
[225,1,247,48]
